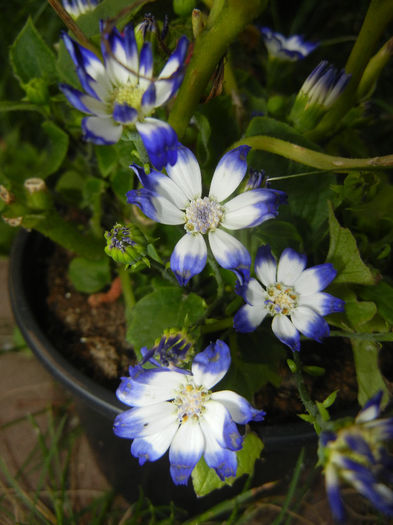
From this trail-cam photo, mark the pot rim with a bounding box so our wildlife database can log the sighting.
[9,229,318,447]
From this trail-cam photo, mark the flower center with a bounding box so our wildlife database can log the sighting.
[184,197,224,234]
[113,84,144,111]
[265,283,298,316]
[173,382,210,423]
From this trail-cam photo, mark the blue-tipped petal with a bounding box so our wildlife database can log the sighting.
[212,390,266,424]
[271,315,300,351]
[291,306,330,342]
[130,423,178,465]
[208,228,251,279]
[170,233,207,286]
[202,400,242,451]
[113,402,176,439]
[141,82,156,113]
[169,420,204,486]
[222,189,282,230]
[209,145,251,202]
[59,83,93,113]
[356,391,383,423]
[192,340,231,389]
[112,102,138,124]
[255,245,277,287]
[294,263,337,295]
[233,303,268,333]
[200,423,238,480]
[126,187,160,221]
[139,42,154,89]
[325,464,346,523]
[344,434,376,464]
[123,24,139,73]
[82,116,122,144]
[136,118,178,169]
[299,292,345,316]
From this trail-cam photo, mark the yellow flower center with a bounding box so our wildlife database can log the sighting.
[113,84,144,111]
[173,382,210,423]
[184,197,224,234]
[265,283,298,316]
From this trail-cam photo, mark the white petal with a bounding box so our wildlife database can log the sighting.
[209,146,250,202]
[208,229,250,272]
[277,248,307,285]
[169,419,204,485]
[151,194,185,224]
[170,233,207,286]
[244,278,265,305]
[222,192,267,229]
[255,245,277,287]
[131,421,178,464]
[82,116,123,144]
[271,315,300,351]
[166,146,202,200]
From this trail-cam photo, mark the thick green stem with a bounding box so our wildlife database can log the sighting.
[118,267,135,310]
[26,211,104,259]
[231,135,393,172]
[308,0,393,140]
[168,0,268,138]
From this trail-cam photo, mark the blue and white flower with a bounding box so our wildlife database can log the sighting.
[289,61,351,132]
[127,145,286,285]
[62,0,99,19]
[234,245,344,351]
[260,27,318,61]
[113,340,265,486]
[321,391,393,522]
[59,24,188,169]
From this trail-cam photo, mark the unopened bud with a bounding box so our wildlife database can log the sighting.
[104,223,150,270]
[23,78,49,105]
[173,0,196,17]
[192,9,206,38]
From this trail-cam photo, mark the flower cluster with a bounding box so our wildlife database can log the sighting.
[113,340,265,485]
[320,392,393,522]
[60,23,188,168]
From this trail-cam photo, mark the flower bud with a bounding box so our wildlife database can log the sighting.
[289,61,351,132]
[192,9,206,38]
[104,223,150,270]
[173,0,196,17]
[141,328,195,369]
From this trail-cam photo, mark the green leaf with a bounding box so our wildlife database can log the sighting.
[39,121,69,178]
[55,170,85,204]
[10,18,57,86]
[316,401,330,421]
[127,288,206,351]
[191,432,263,497]
[351,339,389,408]
[322,390,338,408]
[68,257,111,293]
[95,146,118,178]
[245,116,319,148]
[359,281,393,326]
[326,202,375,285]
[254,220,303,255]
[193,112,212,165]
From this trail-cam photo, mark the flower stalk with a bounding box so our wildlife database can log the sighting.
[232,135,393,172]
[168,0,268,138]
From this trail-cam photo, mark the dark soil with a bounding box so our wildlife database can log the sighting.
[44,245,363,422]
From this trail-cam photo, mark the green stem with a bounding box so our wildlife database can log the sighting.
[168,0,268,138]
[293,352,322,429]
[118,267,135,310]
[330,330,393,342]
[26,211,104,259]
[308,0,393,140]
[200,317,233,334]
[231,135,393,172]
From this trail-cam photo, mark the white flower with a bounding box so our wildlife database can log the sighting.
[59,23,188,169]
[113,340,265,485]
[234,245,344,351]
[127,145,286,285]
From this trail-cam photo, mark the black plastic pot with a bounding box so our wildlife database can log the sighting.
[9,230,317,514]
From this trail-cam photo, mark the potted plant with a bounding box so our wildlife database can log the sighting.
[4,0,393,520]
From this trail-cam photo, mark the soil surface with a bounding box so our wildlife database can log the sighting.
[43,245,364,422]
